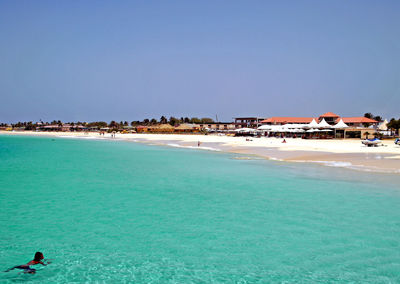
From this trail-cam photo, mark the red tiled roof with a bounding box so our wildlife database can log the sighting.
[319,112,339,118]
[340,117,378,123]
[261,117,316,124]
[262,115,378,125]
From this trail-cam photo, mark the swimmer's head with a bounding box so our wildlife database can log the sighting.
[34,252,44,261]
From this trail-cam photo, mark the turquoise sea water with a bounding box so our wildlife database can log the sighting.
[1,135,399,283]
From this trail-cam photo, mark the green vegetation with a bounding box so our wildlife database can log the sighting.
[363,112,382,127]
[87,121,108,128]
[387,118,400,135]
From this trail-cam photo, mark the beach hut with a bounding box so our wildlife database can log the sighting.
[150,124,175,133]
[136,126,148,133]
[175,123,200,133]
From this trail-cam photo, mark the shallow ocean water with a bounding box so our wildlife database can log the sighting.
[0,135,399,283]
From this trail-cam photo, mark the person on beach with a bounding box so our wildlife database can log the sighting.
[198,141,201,147]
[4,252,50,274]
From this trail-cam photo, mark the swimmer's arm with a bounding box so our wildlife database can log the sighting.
[43,259,53,265]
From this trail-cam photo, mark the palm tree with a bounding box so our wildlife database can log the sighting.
[109,121,118,129]
[160,116,167,124]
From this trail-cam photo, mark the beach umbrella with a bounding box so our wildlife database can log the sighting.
[235,128,256,133]
[257,125,271,130]
[235,128,249,132]
[306,129,314,133]
[284,124,305,129]
[261,125,282,132]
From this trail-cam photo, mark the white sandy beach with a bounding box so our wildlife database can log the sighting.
[2,131,400,173]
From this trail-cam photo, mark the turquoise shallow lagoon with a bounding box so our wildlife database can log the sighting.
[1,135,400,283]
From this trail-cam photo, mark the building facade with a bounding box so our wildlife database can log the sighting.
[260,112,378,127]
[234,117,265,128]
[197,122,237,131]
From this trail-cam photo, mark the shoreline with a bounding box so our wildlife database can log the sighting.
[2,131,400,174]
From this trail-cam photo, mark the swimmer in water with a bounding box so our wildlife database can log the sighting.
[4,252,50,274]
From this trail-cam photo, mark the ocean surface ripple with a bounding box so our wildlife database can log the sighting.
[1,135,399,283]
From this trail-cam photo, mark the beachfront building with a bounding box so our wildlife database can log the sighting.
[136,126,148,133]
[148,124,175,133]
[0,125,12,131]
[135,124,201,133]
[174,123,201,133]
[197,122,237,131]
[38,124,87,132]
[261,117,315,125]
[260,112,379,139]
[234,117,265,128]
[261,112,378,127]
[340,117,379,128]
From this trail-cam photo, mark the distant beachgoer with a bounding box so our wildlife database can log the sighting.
[282,139,286,143]
[198,141,201,147]
[4,252,50,274]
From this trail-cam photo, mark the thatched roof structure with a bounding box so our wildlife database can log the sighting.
[175,123,198,130]
[150,124,175,132]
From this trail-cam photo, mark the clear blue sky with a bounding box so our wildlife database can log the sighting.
[1,0,399,123]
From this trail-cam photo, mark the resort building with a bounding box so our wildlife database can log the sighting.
[174,123,201,133]
[234,117,265,128]
[136,126,149,133]
[261,112,378,128]
[197,122,237,131]
[148,124,175,133]
[259,112,379,139]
